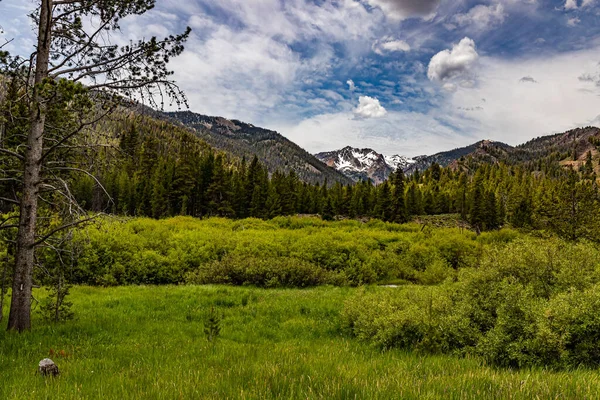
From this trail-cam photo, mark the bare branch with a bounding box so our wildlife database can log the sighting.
[34,215,100,247]
[0,148,24,161]
[0,215,19,227]
[48,12,116,73]
[0,196,19,205]
[0,38,14,50]
[49,166,113,203]
[41,107,114,160]
[51,41,150,78]
[53,0,85,5]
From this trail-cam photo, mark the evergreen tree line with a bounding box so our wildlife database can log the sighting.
[67,119,600,242]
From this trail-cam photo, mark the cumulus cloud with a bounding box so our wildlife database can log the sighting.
[567,17,581,26]
[457,106,484,111]
[565,0,578,9]
[278,46,600,157]
[276,110,475,157]
[428,37,479,85]
[347,79,356,91]
[443,82,458,92]
[354,96,388,118]
[365,0,441,20]
[373,38,411,55]
[447,47,600,148]
[579,66,600,85]
[565,0,596,9]
[126,0,383,123]
[453,4,506,31]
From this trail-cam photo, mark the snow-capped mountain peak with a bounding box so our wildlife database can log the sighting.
[315,147,414,184]
[384,154,416,172]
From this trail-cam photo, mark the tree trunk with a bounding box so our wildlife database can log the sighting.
[0,253,8,323]
[7,0,52,332]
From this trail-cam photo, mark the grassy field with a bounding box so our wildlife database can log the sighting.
[2,285,600,399]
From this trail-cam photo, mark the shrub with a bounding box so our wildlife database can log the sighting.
[533,285,600,368]
[434,234,480,270]
[185,255,346,288]
[343,237,600,369]
[342,285,478,354]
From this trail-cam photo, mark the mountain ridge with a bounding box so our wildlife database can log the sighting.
[161,110,354,186]
[315,146,414,184]
[316,126,600,181]
[149,106,600,183]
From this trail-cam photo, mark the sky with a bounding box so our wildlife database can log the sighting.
[3,0,600,157]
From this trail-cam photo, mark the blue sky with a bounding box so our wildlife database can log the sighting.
[3,0,600,156]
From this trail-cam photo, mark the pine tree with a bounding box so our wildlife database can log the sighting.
[391,170,408,223]
[406,181,423,216]
[265,184,283,219]
[469,172,486,232]
[373,181,393,221]
[322,196,334,221]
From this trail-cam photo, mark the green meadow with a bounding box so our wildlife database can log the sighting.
[2,285,600,399]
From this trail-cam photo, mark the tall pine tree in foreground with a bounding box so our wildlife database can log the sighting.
[0,0,190,332]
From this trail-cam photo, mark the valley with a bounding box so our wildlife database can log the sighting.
[3,1,600,398]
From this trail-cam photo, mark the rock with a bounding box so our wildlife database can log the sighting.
[39,358,59,377]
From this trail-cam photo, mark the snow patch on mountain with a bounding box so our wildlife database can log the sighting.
[384,154,416,171]
[315,146,415,184]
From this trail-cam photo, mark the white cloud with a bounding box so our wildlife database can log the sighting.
[567,17,581,26]
[139,0,383,123]
[354,96,388,118]
[276,110,474,156]
[428,37,479,84]
[453,4,506,32]
[365,0,441,20]
[565,0,578,8]
[564,0,596,9]
[347,79,356,91]
[443,82,458,92]
[277,45,600,159]
[373,38,411,54]
[448,46,600,146]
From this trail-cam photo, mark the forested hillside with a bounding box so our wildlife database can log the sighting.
[164,111,352,186]
[5,106,598,242]
[405,140,513,175]
[74,113,600,242]
[2,77,600,241]
[406,127,600,176]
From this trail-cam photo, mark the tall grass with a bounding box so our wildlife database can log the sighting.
[2,285,600,399]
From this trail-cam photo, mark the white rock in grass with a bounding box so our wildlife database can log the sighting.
[39,358,59,376]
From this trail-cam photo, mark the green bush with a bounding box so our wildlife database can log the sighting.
[434,234,480,270]
[343,237,600,369]
[185,255,346,288]
[342,286,478,353]
[534,285,600,368]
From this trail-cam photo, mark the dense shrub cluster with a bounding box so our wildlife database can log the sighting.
[342,238,600,368]
[65,216,508,288]
[185,255,346,288]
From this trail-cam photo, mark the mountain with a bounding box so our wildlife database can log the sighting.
[315,146,413,184]
[148,105,600,184]
[405,140,513,174]
[405,127,600,174]
[163,111,353,186]
[515,126,599,163]
[384,154,416,172]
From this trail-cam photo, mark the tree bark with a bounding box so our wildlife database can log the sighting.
[0,253,8,323]
[7,0,52,332]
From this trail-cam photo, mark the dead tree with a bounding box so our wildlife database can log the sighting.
[0,0,190,332]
